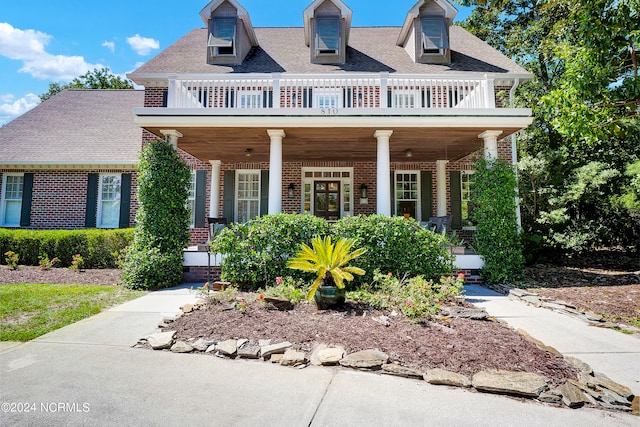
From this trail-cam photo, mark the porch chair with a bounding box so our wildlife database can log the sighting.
[424,215,452,234]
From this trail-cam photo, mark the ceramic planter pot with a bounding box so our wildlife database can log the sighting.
[314,283,345,310]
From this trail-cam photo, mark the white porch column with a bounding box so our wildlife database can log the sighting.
[209,160,221,218]
[478,130,503,161]
[374,130,393,216]
[267,129,285,214]
[436,160,449,217]
[160,130,183,149]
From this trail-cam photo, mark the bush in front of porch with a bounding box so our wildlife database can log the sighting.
[212,213,453,290]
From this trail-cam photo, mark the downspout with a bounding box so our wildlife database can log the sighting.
[510,78,522,231]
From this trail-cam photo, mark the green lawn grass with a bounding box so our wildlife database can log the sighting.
[0,284,144,341]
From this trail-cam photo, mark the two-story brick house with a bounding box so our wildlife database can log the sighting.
[1,0,532,262]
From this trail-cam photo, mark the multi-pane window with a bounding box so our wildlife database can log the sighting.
[461,171,475,227]
[391,90,419,109]
[98,174,121,228]
[186,171,197,228]
[239,90,263,109]
[421,17,449,54]
[236,171,260,223]
[395,172,419,219]
[316,16,340,55]
[314,90,342,109]
[1,174,24,226]
[208,17,236,56]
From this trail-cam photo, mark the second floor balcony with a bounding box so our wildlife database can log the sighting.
[163,72,511,115]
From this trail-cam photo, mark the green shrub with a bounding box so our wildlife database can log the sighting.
[331,215,453,287]
[211,213,329,288]
[122,139,191,289]
[472,158,524,284]
[258,276,307,304]
[351,270,464,319]
[0,229,134,268]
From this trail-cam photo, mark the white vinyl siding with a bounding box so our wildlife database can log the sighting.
[97,174,121,228]
[236,171,260,223]
[1,174,23,227]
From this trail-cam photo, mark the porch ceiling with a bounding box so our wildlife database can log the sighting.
[143,126,522,163]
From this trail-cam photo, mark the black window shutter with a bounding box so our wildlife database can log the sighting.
[390,171,395,215]
[19,173,34,227]
[119,173,132,228]
[194,170,207,228]
[260,170,269,216]
[387,89,393,108]
[450,171,462,229]
[225,90,235,108]
[303,88,313,108]
[162,90,168,107]
[420,171,433,221]
[344,88,352,108]
[85,173,99,227]
[263,90,273,108]
[223,171,235,221]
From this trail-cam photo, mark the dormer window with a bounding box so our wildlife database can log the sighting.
[208,17,236,56]
[316,16,340,56]
[421,17,448,55]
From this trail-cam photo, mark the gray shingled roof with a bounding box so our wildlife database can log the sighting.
[0,90,143,165]
[131,26,530,76]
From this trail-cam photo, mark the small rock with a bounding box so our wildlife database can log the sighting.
[258,339,272,347]
[538,391,562,404]
[372,316,391,327]
[237,345,261,359]
[442,306,489,320]
[521,295,542,306]
[146,331,176,350]
[193,298,207,307]
[632,395,639,415]
[590,374,633,400]
[600,388,632,407]
[382,364,423,379]
[181,304,194,313]
[558,381,590,408]
[564,356,593,375]
[424,368,471,388]
[339,349,389,370]
[508,289,530,298]
[270,354,283,363]
[170,341,194,353]
[310,344,328,366]
[237,339,249,348]
[162,316,176,324]
[584,311,603,322]
[157,321,168,328]
[472,370,547,397]
[261,341,292,359]
[597,400,633,412]
[205,344,216,353]
[264,297,294,311]
[215,339,238,356]
[280,349,306,366]
[317,347,345,365]
[191,338,210,352]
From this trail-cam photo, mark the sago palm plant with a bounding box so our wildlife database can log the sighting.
[286,236,367,300]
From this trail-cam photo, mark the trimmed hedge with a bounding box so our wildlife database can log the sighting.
[212,213,453,289]
[332,215,453,287]
[0,228,134,268]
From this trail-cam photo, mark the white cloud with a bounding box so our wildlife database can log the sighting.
[126,34,159,56]
[102,41,115,53]
[0,93,40,126]
[0,22,101,81]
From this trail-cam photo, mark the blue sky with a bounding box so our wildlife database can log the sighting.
[0,0,471,125]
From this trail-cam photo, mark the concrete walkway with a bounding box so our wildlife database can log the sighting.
[0,285,638,426]
[465,285,640,396]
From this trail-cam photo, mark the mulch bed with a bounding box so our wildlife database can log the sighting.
[166,294,577,385]
[0,266,122,286]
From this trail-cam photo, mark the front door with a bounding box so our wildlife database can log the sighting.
[314,181,340,220]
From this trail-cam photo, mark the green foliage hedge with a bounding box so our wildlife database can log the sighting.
[0,228,133,268]
[211,213,329,288]
[122,139,191,289]
[212,213,453,289]
[332,215,453,287]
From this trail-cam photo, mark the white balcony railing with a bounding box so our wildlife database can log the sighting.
[166,72,496,112]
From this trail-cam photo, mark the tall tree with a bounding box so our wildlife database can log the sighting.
[459,0,640,254]
[40,67,134,101]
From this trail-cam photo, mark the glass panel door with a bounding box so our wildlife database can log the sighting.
[314,181,340,220]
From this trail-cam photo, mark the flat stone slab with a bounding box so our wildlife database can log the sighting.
[381,364,423,379]
[424,368,471,388]
[339,349,389,369]
[147,331,176,350]
[170,341,194,353]
[191,338,211,352]
[215,339,238,356]
[310,344,328,366]
[558,381,590,408]
[261,342,292,359]
[564,356,593,375]
[237,345,261,359]
[590,374,634,400]
[280,349,306,366]
[317,347,345,365]
[472,370,547,397]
